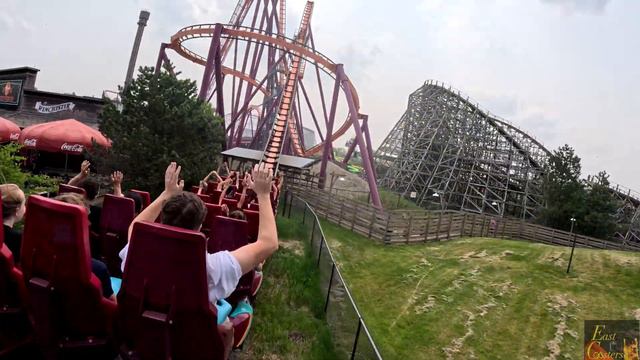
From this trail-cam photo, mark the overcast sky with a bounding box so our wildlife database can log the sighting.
[1,0,638,190]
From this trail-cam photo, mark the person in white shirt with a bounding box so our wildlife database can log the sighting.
[119,162,278,358]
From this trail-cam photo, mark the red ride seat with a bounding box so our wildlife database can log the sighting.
[209,217,255,303]
[243,210,259,243]
[0,194,32,357]
[129,189,151,210]
[58,183,86,197]
[197,194,214,204]
[117,222,228,359]
[99,195,135,276]
[207,189,223,204]
[21,195,116,358]
[248,203,259,212]
[201,204,223,238]
[221,198,238,213]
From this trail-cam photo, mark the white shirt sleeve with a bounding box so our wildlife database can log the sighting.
[119,243,129,273]
[206,250,243,302]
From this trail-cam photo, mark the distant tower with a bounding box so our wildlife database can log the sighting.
[124,10,150,89]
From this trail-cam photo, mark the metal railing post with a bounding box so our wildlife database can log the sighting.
[324,264,335,313]
[302,205,307,224]
[317,236,324,267]
[310,221,316,246]
[351,320,363,360]
[282,190,288,217]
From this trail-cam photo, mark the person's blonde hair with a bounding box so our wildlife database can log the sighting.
[1,184,25,219]
[54,193,88,208]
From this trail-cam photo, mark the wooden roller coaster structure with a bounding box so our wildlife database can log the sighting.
[155,0,382,208]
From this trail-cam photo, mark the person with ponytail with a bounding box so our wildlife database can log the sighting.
[1,184,26,262]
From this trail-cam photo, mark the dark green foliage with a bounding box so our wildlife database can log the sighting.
[538,144,620,238]
[538,144,586,231]
[581,171,618,238]
[96,66,225,195]
[0,143,57,194]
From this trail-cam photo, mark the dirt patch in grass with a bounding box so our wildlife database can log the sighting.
[459,249,518,263]
[543,294,579,360]
[540,251,566,267]
[279,240,304,256]
[607,252,640,267]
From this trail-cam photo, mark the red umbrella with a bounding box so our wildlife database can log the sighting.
[0,116,21,142]
[19,119,110,154]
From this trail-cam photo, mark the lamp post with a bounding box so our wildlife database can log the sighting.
[328,172,344,194]
[566,217,577,274]
[432,192,444,210]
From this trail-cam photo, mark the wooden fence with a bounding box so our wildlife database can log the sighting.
[286,180,640,252]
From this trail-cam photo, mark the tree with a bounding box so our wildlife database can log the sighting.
[96,66,225,195]
[581,171,618,238]
[537,144,587,231]
[537,145,620,239]
[0,143,57,194]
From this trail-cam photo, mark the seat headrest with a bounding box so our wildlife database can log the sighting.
[21,195,92,281]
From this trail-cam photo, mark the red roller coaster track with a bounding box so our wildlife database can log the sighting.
[156,0,382,207]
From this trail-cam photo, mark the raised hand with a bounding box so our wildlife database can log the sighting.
[111,171,124,197]
[243,172,253,189]
[164,162,184,196]
[221,204,229,217]
[111,171,123,185]
[251,163,273,195]
[81,160,91,176]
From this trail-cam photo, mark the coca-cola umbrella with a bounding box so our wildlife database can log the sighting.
[0,116,21,142]
[18,119,111,171]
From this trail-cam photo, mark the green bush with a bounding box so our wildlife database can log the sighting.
[0,143,58,195]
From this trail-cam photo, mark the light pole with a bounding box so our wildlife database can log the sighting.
[566,217,577,274]
[432,192,444,210]
[329,172,344,194]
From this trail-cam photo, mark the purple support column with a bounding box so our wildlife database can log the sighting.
[362,115,378,179]
[213,25,225,118]
[338,68,382,208]
[299,80,325,143]
[199,25,222,101]
[154,43,167,75]
[317,64,342,190]
[343,134,357,165]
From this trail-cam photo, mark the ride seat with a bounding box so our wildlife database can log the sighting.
[21,195,116,358]
[117,221,228,360]
[99,195,135,276]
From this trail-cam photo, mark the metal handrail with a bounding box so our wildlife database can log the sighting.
[294,195,384,359]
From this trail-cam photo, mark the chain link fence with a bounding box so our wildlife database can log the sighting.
[281,191,383,360]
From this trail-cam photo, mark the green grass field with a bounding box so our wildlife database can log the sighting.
[320,220,640,359]
[234,215,337,360]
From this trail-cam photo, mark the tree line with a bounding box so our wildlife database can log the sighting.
[536,144,630,239]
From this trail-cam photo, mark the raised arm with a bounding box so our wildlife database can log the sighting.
[111,171,124,197]
[216,177,231,191]
[203,170,222,184]
[231,163,278,274]
[127,162,184,241]
[237,173,251,209]
[68,160,91,186]
[198,170,219,195]
[218,181,231,206]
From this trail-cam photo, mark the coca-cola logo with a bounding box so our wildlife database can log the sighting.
[23,138,37,147]
[61,143,84,152]
[9,133,19,141]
